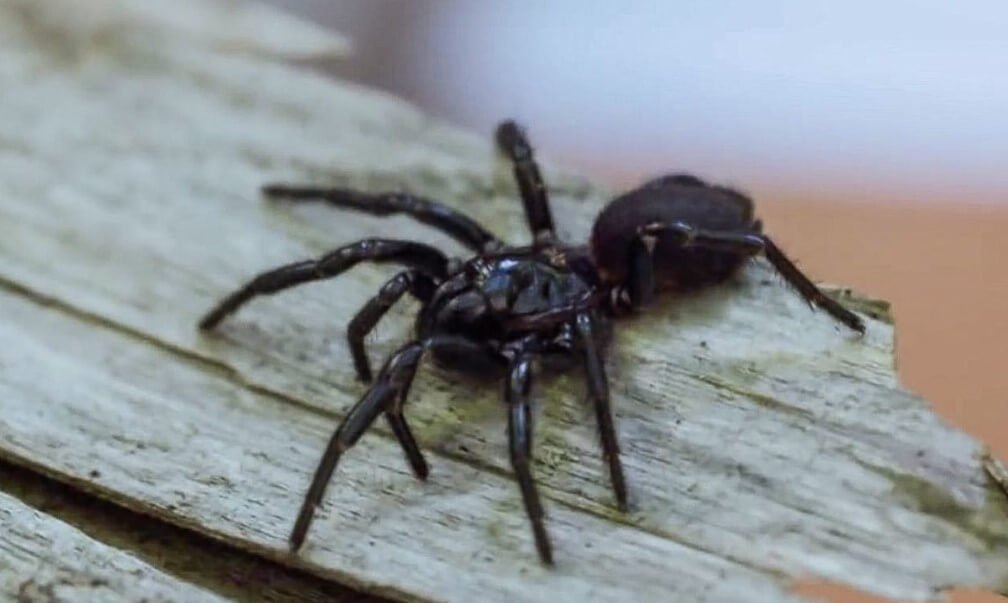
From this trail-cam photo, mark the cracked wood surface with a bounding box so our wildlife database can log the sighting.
[0,459,382,603]
[0,0,1006,601]
[0,490,225,603]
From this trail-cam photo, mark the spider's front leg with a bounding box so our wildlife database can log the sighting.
[505,351,554,565]
[290,335,501,552]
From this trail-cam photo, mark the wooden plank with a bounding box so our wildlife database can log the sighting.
[0,489,225,603]
[986,451,1008,500]
[2,0,349,60]
[0,460,385,603]
[0,0,1005,601]
[0,286,798,603]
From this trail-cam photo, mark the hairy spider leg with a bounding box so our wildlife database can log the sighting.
[198,239,449,330]
[633,222,865,332]
[761,234,865,332]
[347,270,438,382]
[289,336,502,552]
[495,120,557,246]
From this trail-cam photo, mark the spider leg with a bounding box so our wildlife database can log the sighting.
[290,335,502,552]
[290,342,422,552]
[623,222,762,308]
[262,185,502,253]
[627,235,656,307]
[573,312,628,511]
[382,334,501,478]
[198,239,449,330]
[383,364,426,481]
[761,235,865,332]
[634,222,865,332]
[639,221,765,253]
[505,352,554,565]
[347,270,437,383]
[495,120,556,246]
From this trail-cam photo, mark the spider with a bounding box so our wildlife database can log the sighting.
[198,120,864,565]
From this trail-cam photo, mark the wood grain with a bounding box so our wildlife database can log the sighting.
[0,1,1005,601]
[0,460,383,603]
[0,285,798,603]
[1,490,225,603]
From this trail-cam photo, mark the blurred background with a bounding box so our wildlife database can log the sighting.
[260,8,1007,599]
[269,1,1008,202]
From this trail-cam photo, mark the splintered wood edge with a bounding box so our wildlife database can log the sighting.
[820,285,893,324]
[985,450,1008,499]
[0,460,380,603]
[0,489,225,603]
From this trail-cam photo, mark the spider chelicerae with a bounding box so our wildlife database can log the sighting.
[198,120,864,565]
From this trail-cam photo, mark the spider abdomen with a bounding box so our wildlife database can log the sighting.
[589,174,759,289]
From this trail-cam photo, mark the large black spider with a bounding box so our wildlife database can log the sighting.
[198,120,864,565]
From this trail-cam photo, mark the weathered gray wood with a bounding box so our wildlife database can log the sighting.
[1,0,349,60]
[0,490,226,603]
[0,461,383,603]
[0,287,798,603]
[0,1,1005,601]
[987,452,1008,501]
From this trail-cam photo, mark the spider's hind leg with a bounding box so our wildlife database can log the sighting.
[627,222,865,332]
[290,335,502,552]
[760,235,865,332]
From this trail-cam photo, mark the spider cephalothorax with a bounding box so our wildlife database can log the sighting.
[198,120,863,565]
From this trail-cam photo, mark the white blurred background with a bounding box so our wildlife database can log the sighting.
[267,1,1007,205]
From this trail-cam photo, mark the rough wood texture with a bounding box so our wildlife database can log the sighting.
[1,490,225,603]
[0,460,382,603]
[987,452,1008,501]
[0,1,1005,601]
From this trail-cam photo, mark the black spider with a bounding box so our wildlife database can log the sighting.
[198,120,864,565]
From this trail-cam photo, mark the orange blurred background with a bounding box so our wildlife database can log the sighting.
[267,4,1006,601]
[760,199,1007,603]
